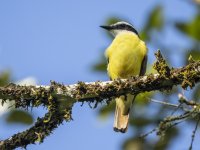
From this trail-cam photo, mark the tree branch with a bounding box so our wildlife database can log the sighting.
[0,60,200,106]
[0,94,72,150]
[0,50,200,149]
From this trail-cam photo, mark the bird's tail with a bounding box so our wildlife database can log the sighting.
[113,94,135,133]
[113,103,129,133]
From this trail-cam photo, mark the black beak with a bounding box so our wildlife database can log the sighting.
[100,25,112,30]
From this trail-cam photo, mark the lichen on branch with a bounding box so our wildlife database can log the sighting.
[0,82,72,150]
[0,50,200,149]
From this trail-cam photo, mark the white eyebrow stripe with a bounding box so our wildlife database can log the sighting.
[112,21,133,27]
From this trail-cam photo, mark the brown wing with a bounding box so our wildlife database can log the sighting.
[139,55,148,76]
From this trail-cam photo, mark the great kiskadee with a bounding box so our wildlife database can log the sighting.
[100,21,148,133]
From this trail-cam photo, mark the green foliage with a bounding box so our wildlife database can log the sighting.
[123,138,150,150]
[140,6,164,41]
[1,96,71,149]
[98,101,115,119]
[0,71,10,86]
[176,14,200,41]
[122,127,179,150]
[193,83,200,100]
[147,6,163,30]
[185,49,200,64]
[6,110,33,125]
[92,54,107,72]
[94,2,200,150]
[153,127,179,150]
[0,71,34,125]
[129,117,152,127]
[105,17,122,25]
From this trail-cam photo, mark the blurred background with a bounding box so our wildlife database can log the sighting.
[0,0,200,150]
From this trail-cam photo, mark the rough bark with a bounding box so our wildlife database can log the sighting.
[0,50,200,149]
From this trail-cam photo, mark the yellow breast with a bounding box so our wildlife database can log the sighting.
[105,32,147,80]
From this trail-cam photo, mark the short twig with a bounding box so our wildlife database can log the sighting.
[140,128,157,138]
[148,97,179,108]
[178,93,197,107]
[170,103,183,116]
[189,116,200,150]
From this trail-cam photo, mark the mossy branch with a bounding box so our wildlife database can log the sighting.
[0,50,200,149]
[0,99,72,150]
[0,61,200,104]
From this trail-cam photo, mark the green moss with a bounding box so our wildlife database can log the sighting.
[0,82,73,150]
[1,59,200,149]
[153,50,171,78]
[180,62,200,89]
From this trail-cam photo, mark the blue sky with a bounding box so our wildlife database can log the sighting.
[0,0,198,150]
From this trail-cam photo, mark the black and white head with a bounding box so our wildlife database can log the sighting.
[100,21,139,37]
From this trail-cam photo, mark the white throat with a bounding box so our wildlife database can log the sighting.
[111,30,137,37]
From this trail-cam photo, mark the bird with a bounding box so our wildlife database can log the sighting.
[100,21,148,133]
